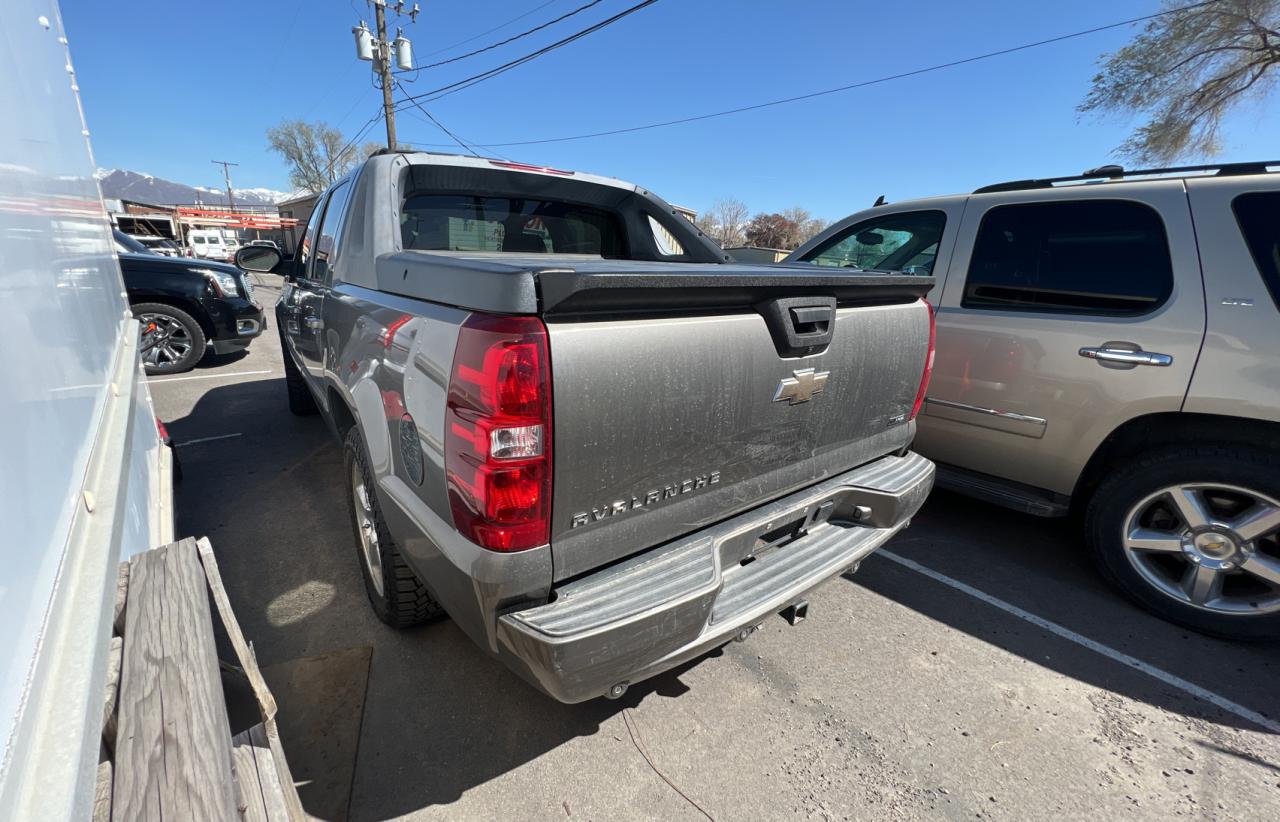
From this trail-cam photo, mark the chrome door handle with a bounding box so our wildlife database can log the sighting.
[1079,346,1172,367]
[303,315,323,330]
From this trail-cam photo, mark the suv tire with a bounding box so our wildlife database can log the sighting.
[133,302,206,375]
[280,329,319,416]
[1086,445,1280,640]
[343,427,446,628]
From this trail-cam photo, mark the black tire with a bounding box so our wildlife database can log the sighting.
[343,427,445,628]
[1085,444,1280,640]
[132,302,206,375]
[279,328,319,416]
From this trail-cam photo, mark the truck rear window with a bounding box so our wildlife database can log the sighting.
[401,194,624,256]
[1232,192,1280,312]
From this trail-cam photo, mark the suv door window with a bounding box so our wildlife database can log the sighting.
[1231,192,1280,311]
[797,210,945,273]
[963,200,1173,315]
[309,181,351,284]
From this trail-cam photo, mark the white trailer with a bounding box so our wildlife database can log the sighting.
[0,1,172,817]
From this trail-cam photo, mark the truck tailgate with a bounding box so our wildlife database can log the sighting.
[544,271,931,581]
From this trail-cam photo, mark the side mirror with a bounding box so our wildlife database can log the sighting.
[234,245,282,273]
[855,230,884,246]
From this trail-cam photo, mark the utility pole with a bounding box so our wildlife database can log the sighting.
[373,1,397,150]
[354,2,418,151]
[211,159,238,211]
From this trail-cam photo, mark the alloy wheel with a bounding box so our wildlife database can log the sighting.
[137,313,194,368]
[351,461,384,597]
[1122,483,1280,614]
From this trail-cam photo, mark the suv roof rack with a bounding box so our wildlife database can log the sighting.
[974,161,1279,194]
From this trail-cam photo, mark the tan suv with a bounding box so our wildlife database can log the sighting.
[788,162,1280,639]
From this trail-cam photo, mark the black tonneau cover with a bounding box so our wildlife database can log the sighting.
[374,251,933,316]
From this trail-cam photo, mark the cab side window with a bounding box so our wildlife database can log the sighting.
[798,211,945,273]
[296,192,329,278]
[309,181,352,285]
[963,200,1173,315]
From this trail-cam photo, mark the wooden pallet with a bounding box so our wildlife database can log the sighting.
[98,537,305,821]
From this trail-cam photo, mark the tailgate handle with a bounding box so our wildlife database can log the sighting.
[758,296,837,358]
[789,306,832,336]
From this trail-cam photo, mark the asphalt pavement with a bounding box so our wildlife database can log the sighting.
[149,280,1280,821]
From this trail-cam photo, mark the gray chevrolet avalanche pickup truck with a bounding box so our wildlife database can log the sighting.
[237,152,936,702]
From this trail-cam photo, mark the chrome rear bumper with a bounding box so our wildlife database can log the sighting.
[497,451,934,702]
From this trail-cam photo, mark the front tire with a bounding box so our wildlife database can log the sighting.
[133,302,206,375]
[1085,445,1280,640]
[343,427,445,628]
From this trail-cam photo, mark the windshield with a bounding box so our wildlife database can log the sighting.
[400,194,624,256]
[112,230,150,254]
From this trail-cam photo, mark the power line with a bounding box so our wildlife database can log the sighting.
[419,0,559,59]
[404,0,1223,149]
[395,0,660,106]
[399,0,607,73]
[393,79,485,158]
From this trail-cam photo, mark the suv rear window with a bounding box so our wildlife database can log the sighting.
[963,200,1173,315]
[400,194,624,256]
[1231,192,1280,311]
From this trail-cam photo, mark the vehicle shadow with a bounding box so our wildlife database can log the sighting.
[195,348,251,370]
[169,377,708,819]
[848,489,1280,737]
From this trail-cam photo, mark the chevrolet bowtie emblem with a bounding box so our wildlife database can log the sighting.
[773,368,830,405]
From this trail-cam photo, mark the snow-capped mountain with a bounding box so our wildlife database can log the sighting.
[96,169,291,206]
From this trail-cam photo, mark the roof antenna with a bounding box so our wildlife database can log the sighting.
[872,194,887,207]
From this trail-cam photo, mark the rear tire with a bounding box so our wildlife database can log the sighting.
[280,329,318,416]
[1085,445,1280,640]
[133,302,206,375]
[343,427,445,628]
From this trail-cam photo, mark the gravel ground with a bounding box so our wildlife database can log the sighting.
[150,280,1280,821]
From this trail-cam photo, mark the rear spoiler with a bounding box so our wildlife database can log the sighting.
[536,268,935,317]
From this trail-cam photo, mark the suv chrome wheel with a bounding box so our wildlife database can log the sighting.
[1122,483,1280,614]
[138,312,194,368]
[351,461,384,597]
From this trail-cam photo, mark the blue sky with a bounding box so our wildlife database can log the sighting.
[63,0,1280,219]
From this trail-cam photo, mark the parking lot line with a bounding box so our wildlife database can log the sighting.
[879,549,1280,734]
[148,369,272,384]
[176,433,242,448]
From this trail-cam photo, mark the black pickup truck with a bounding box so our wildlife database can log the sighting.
[113,231,265,374]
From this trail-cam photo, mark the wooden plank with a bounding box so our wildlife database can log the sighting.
[196,537,277,721]
[249,724,292,822]
[112,561,129,637]
[101,635,123,752]
[231,730,270,822]
[112,539,238,822]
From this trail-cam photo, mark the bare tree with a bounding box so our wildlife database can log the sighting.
[267,120,381,194]
[781,206,829,248]
[695,197,751,247]
[1079,0,1280,163]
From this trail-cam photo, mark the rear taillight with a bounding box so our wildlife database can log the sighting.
[444,314,552,551]
[909,298,936,421]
